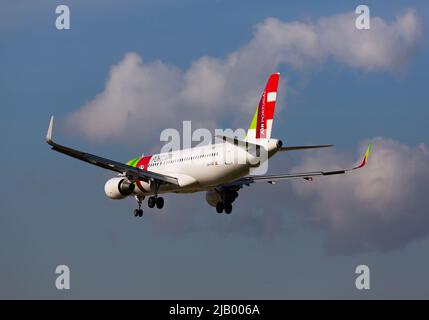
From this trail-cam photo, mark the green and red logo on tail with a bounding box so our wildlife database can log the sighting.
[247,73,280,140]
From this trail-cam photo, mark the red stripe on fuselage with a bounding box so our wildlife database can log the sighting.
[135,155,153,192]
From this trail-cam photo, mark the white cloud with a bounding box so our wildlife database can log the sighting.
[144,137,429,255]
[290,137,429,254]
[66,10,421,143]
[317,10,421,71]
[63,10,428,254]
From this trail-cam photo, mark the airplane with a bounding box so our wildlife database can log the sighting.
[46,73,371,218]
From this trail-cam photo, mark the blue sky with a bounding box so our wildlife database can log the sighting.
[1,0,429,298]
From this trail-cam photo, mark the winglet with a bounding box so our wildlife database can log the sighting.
[354,144,372,169]
[46,116,54,144]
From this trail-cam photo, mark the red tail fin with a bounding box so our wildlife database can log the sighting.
[247,73,280,140]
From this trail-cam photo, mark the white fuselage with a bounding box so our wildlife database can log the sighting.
[133,138,281,195]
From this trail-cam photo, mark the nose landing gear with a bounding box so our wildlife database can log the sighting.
[134,195,144,218]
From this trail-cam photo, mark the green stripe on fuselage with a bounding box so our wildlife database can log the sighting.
[127,157,140,167]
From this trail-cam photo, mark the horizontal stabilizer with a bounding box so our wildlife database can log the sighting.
[279,144,333,152]
[215,135,251,148]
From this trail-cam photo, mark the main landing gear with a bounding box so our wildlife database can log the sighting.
[133,181,164,218]
[133,195,165,218]
[147,180,164,209]
[214,187,238,214]
[216,202,233,214]
[147,196,164,209]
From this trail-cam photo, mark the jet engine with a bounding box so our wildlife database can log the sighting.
[205,189,222,207]
[104,177,135,199]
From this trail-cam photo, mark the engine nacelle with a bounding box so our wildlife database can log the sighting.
[206,188,239,207]
[205,189,222,207]
[104,177,135,200]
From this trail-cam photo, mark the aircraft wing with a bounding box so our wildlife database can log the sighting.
[45,116,179,186]
[223,144,372,187]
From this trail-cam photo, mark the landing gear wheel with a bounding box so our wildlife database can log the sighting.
[156,197,164,209]
[134,195,144,217]
[224,203,232,214]
[216,202,224,214]
[148,196,156,208]
[134,209,143,217]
